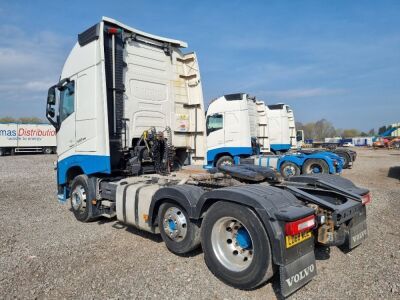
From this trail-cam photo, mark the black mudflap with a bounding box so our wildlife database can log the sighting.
[280,250,317,297]
[347,206,368,249]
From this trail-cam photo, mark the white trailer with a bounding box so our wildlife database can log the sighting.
[44,18,370,298]
[0,123,56,156]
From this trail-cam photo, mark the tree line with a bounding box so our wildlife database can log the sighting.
[296,119,378,140]
[0,116,45,124]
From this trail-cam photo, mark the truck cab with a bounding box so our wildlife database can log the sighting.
[46,17,207,199]
[206,93,271,167]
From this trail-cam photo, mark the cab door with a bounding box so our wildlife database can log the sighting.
[206,113,224,150]
[57,79,76,158]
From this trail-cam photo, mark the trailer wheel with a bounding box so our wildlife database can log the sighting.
[279,162,300,178]
[158,202,201,255]
[216,156,234,168]
[201,201,273,290]
[335,151,350,168]
[302,159,329,174]
[70,175,95,222]
[43,147,53,155]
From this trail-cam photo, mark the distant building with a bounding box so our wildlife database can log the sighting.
[391,123,400,137]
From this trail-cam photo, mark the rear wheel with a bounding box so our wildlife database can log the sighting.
[158,202,201,255]
[201,201,273,290]
[302,159,329,174]
[43,147,53,154]
[216,156,234,168]
[0,148,4,156]
[70,175,96,222]
[279,162,300,178]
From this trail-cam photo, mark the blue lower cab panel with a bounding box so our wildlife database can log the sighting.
[270,144,291,152]
[57,154,111,185]
[206,147,254,166]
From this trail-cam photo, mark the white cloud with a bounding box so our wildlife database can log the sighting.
[0,24,72,116]
[257,88,346,100]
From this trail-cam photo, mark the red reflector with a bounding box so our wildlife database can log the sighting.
[362,193,371,205]
[108,27,122,34]
[285,215,315,236]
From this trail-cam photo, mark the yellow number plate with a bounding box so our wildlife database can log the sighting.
[286,231,312,248]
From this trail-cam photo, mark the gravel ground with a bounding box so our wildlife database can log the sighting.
[0,148,399,299]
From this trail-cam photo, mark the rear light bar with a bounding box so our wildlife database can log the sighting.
[285,215,315,236]
[361,193,371,205]
[108,27,123,34]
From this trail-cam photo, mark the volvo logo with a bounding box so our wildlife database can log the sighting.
[352,229,367,243]
[286,264,315,287]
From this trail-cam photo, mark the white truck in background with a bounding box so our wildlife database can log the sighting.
[45,17,370,297]
[0,123,56,156]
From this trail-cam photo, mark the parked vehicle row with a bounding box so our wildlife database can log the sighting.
[44,17,369,298]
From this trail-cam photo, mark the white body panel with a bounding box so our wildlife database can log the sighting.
[58,27,107,162]
[123,43,206,163]
[267,105,291,150]
[0,123,56,148]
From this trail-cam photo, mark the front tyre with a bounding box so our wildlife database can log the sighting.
[279,162,300,178]
[158,202,201,255]
[201,202,273,290]
[216,156,234,169]
[70,175,96,222]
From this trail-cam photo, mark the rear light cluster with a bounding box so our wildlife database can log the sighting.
[361,193,372,205]
[108,27,123,34]
[285,215,315,236]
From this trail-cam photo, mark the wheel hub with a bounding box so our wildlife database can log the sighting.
[211,218,254,272]
[163,207,187,242]
[284,165,295,176]
[311,165,321,173]
[71,184,86,211]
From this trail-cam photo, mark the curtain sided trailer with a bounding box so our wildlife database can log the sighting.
[45,18,369,298]
[0,123,56,156]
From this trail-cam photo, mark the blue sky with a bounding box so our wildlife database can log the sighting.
[0,0,399,131]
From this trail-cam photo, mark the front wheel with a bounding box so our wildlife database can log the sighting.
[302,159,329,174]
[201,201,273,290]
[279,162,300,178]
[216,156,234,169]
[70,175,96,222]
[158,202,201,255]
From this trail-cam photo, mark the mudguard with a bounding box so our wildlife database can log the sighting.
[148,184,205,225]
[194,184,315,266]
[288,173,369,196]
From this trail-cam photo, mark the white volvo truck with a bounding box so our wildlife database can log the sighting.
[0,123,56,156]
[46,17,370,297]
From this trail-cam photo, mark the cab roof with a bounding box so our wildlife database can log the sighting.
[102,16,188,48]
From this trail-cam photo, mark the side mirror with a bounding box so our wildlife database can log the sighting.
[47,87,56,105]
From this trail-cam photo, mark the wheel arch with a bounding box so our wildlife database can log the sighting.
[213,152,233,166]
[148,185,205,226]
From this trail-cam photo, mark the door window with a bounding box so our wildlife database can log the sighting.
[60,81,75,122]
[206,114,223,135]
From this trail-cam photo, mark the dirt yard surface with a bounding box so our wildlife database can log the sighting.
[0,148,399,299]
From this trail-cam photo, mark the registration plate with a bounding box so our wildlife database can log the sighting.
[286,231,312,248]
